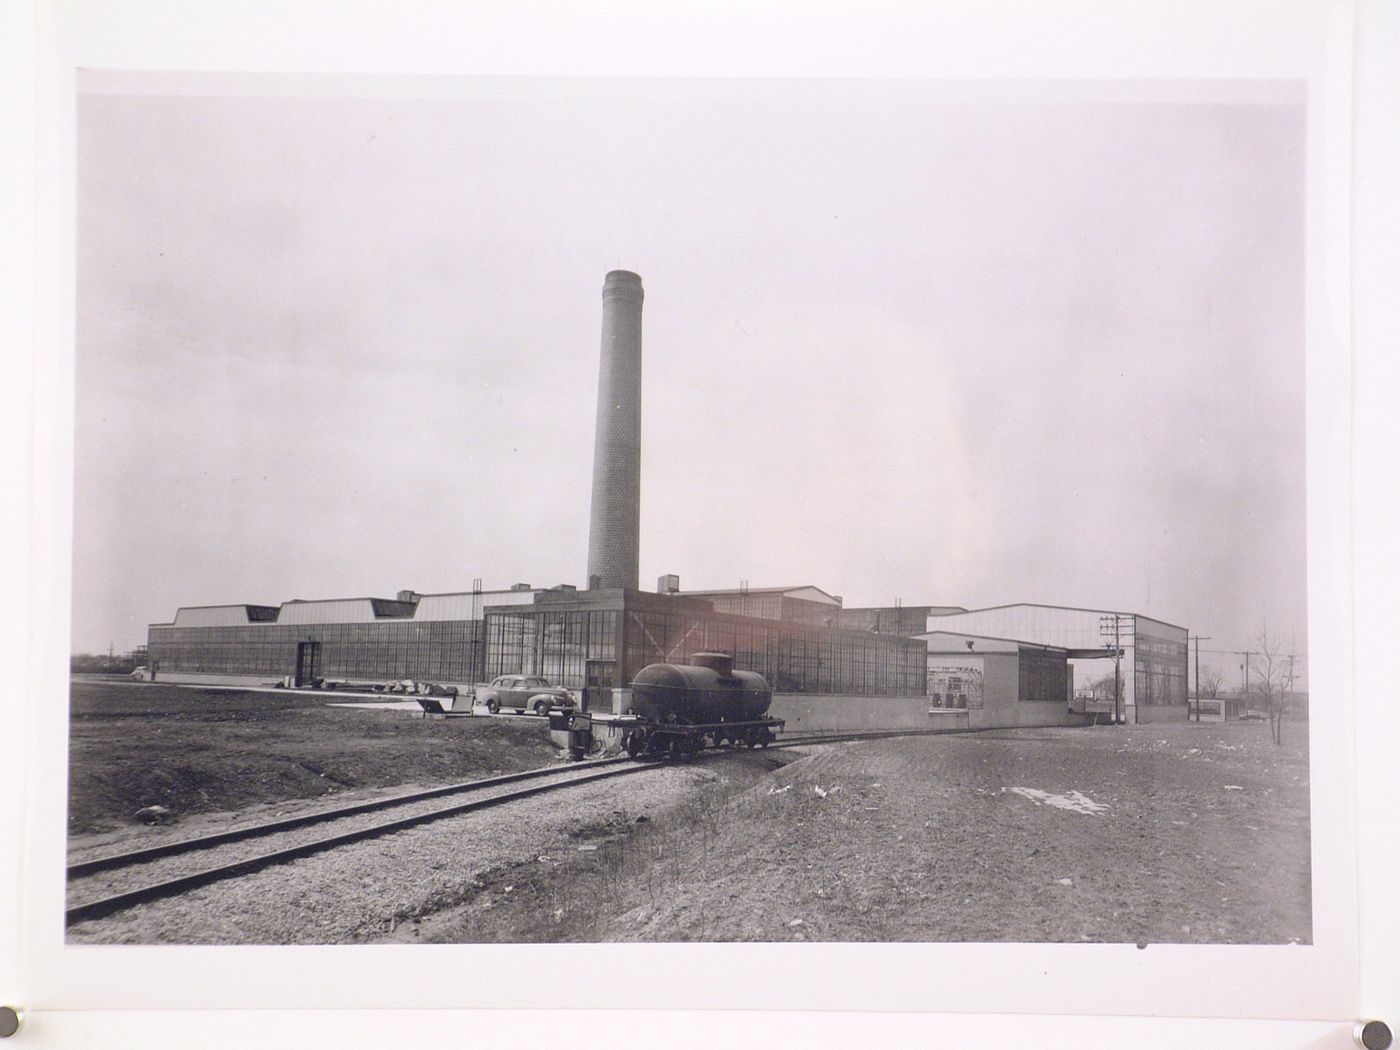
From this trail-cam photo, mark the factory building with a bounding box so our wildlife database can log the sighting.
[145,271,923,709]
[921,604,1189,723]
[146,584,926,706]
[142,269,1186,733]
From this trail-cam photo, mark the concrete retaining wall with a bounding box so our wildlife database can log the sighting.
[970,702,1094,730]
[1135,704,1190,724]
[770,694,966,733]
[146,671,278,688]
[772,693,1094,734]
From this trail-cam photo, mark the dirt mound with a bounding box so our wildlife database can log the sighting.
[66,682,558,834]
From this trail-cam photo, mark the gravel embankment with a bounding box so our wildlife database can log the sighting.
[64,753,780,945]
[65,761,637,907]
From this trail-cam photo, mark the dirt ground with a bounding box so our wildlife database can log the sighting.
[66,680,558,838]
[65,681,1312,945]
[410,719,1312,945]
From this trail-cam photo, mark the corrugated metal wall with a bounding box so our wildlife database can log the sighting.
[171,606,261,628]
[412,590,538,622]
[277,599,381,625]
[927,605,1118,649]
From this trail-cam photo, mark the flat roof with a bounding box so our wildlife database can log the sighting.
[930,602,1187,634]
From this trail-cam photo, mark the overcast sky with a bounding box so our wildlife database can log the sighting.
[74,77,1307,680]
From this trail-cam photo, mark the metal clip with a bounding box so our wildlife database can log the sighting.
[0,1007,22,1039]
[1356,1021,1394,1050]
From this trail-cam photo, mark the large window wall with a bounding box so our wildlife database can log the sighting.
[1017,646,1070,702]
[484,609,619,686]
[484,597,924,695]
[622,605,923,695]
[1133,626,1188,706]
[148,620,487,683]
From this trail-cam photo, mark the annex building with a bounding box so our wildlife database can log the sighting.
[922,604,1189,723]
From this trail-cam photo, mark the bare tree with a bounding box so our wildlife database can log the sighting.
[1089,672,1118,702]
[1199,665,1224,699]
[1250,628,1291,746]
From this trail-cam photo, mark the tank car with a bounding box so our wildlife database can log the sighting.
[621,652,783,759]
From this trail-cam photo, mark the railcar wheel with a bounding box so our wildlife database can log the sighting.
[625,732,642,759]
[667,737,683,761]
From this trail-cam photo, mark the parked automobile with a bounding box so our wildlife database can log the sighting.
[128,666,147,681]
[474,675,574,715]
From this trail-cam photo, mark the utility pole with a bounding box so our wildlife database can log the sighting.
[1243,651,1250,712]
[1099,614,1131,725]
[1114,628,1121,724]
[1189,635,1211,721]
[1224,648,1255,716]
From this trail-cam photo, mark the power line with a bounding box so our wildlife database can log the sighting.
[1197,647,1308,660]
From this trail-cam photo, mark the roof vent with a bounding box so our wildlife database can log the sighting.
[510,582,533,592]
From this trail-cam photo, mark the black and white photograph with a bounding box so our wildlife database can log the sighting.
[65,73,1312,949]
[8,1,1400,1045]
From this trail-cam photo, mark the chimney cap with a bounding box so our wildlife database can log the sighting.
[602,269,644,301]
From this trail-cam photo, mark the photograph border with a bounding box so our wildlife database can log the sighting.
[5,0,1397,1045]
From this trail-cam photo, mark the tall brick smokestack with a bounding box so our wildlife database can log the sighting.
[586,270,644,590]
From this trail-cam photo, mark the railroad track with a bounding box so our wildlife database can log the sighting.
[64,757,659,926]
[64,724,972,926]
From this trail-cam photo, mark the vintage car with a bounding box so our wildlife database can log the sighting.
[474,675,574,715]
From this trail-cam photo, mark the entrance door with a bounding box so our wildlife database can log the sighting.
[295,642,321,687]
[583,660,614,714]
